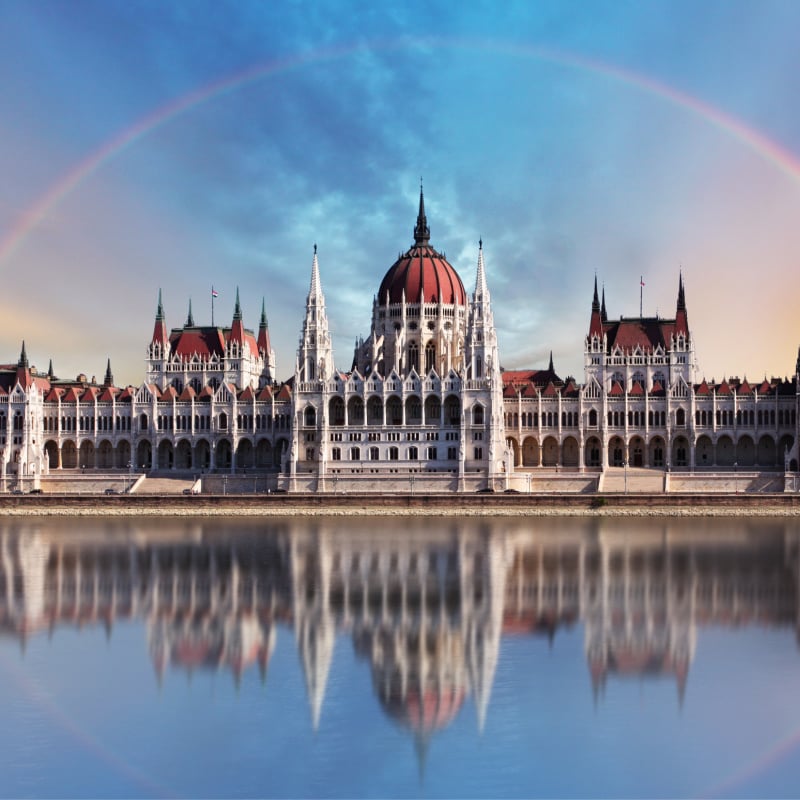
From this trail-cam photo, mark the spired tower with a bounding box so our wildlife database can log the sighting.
[288,189,508,491]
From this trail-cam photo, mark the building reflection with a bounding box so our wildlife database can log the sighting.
[1,520,798,751]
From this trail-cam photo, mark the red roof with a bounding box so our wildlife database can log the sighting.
[608,381,625,397]
[601,317,678,353]
[276,384,292,401]
[170,328,226,359]
[257,386,273,401]
[378,243,466,305]
[238,386,255,401]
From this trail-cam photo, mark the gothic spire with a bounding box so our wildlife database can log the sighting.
[104,358,114,387]
[151,290,168,345]
[309,244,322,300]
[186,298,195,327]
[601,286,607,323]
[413,181,430,245]
[676,272,689,335]
[47,359,54,380]
[257,296,273,361]
[17,340,28,369]
[474,238,489,301]
[229,286,245,344]
[589,278,603,338]
[548,350,554,372]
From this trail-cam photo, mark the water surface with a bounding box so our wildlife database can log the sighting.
[1,516,799,798]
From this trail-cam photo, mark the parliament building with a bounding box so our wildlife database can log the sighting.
[1,190,798,492]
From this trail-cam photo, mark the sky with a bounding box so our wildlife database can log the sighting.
[1,0,800,387]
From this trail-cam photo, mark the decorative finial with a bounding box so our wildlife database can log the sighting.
[413,182,430,245]
[186,298,194,327]
[314,242,317,254]
[18,340,28,369]
[156,288,164,320]
[234,287,242,320]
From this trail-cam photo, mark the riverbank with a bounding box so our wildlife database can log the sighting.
[2,492,800,516]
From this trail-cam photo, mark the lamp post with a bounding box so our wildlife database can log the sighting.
[734,461,738,494]
[624,458,628,494]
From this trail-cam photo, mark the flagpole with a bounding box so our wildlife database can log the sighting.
[212,286,215,327]
[640,276,643,317]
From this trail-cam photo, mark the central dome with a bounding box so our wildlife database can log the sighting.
[377,190,467,306]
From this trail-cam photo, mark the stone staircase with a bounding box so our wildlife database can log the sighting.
[132,476,197,494]
[600,467,665,493]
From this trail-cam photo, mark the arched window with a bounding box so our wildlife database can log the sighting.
[589,409,598,427]
[472,404,484,426]
[219,412,228,430]
[676,408,686,426]
[304,406,316,427]
[408,342,419,373]
[425,342,436,373]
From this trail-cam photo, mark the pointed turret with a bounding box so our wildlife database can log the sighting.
[15,341,32,389]
[413,182,430,245]
[229,287,246,346]
[601,286,608,323]
[151,289,168,345]
[297,245,334,382]
[474,238,489,302]
[257,297,276,384]
[308,244,322,302]
[675,273,689,335]
[589,276,603,337]
[548,351,554,372]
[103,358,114,387]
[17,340,28,369]
[257,298,271,355]
[47,359,54,380]
[186,299,195,327]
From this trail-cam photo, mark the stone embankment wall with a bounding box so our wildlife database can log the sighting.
[2,492,800,516]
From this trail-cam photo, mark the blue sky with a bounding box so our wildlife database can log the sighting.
[1,1,800,385]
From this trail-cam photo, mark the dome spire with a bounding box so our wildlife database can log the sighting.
[186,298,194,327]
[413,180,430,245]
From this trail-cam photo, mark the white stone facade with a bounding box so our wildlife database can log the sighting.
[1,191,799,491]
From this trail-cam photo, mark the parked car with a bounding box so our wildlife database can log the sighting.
[104,488,119,495]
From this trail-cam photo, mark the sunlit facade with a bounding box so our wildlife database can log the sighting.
[1,190,799,491]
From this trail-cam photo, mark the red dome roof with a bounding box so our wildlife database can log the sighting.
[377,188,467,306]
[378,244,466,306]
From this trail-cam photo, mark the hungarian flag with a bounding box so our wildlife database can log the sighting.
[212,288,219,298]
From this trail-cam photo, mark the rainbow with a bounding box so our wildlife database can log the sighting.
[2,36,800,266]
[0,647,177,797]
[698,723,800,798]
